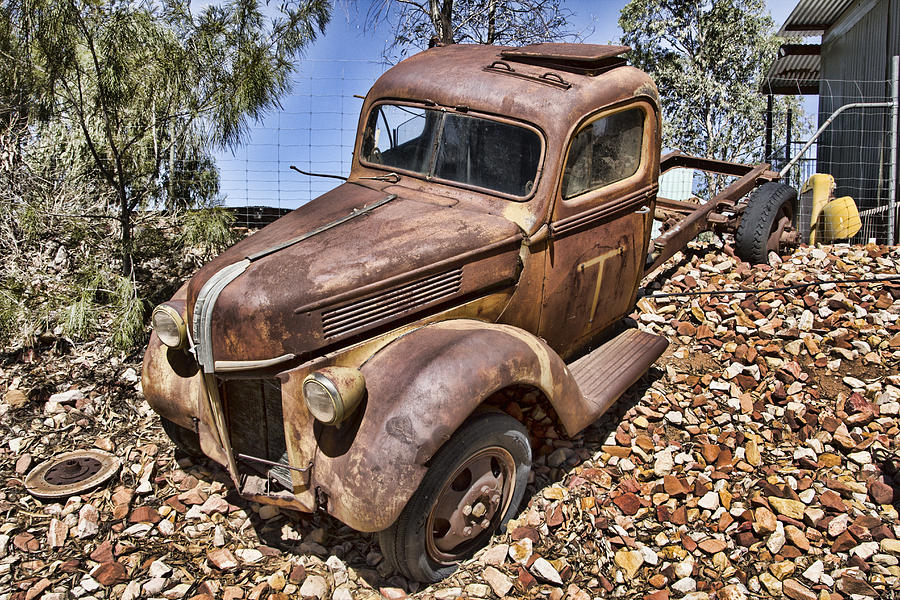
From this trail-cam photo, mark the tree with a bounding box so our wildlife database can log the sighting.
[619,0,802,190]
[361,0,580,61]
[4,0,330,275]
[0,0,330,352]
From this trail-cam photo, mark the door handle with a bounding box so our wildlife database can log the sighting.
[634,205,651,214]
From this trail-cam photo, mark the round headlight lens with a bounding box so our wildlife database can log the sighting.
[152,305,187,349]
[302,378,338,424]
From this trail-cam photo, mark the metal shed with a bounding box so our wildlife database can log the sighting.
[765,0,899,244]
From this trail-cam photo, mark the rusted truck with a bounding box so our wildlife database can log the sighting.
[143,44,797,581]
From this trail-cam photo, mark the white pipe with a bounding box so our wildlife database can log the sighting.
[779,101,895,177]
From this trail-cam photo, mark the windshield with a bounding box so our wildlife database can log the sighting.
[360,104,542,198]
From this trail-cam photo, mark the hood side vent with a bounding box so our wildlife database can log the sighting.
[322,268,463,338]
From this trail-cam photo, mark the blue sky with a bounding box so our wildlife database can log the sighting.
[216,0,798,210]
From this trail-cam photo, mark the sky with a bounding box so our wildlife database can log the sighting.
[215,0,799,211]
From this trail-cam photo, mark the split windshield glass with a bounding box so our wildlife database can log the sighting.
[361,104,542,198]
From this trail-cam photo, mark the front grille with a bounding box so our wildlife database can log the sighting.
[321,268,463,338]
[221,379,291,488]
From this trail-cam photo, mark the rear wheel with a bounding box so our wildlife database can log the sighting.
[378,412,531,582]
[735,182,797,265]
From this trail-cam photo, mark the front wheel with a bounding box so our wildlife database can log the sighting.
[735,182,798,265]
[378,412,531,582]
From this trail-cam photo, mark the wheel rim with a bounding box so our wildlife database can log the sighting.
[425,447,516,564]
[766,203,794,257]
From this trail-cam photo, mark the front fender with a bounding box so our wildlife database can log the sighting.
[307,319,583,532]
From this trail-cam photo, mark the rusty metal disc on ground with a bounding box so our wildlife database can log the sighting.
[25,449,121,499]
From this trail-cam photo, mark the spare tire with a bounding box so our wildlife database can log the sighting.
[735,182,798,265]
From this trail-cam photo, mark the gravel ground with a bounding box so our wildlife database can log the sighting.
[1,241,899,600]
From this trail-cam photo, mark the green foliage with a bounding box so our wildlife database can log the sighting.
[619,0,805,183]
[182,206,238,259]
[110,274,147,351]
[0,0,331,353]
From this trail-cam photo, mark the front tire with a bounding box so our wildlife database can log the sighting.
[160,417,202,458]
[378,412,531,582]
[735,182,797,265]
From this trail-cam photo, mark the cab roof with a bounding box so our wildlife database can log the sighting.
[365,44,659,139]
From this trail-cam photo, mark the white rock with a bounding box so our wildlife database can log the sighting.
[843,376,865,389]
[332,586,354,600]
[77,504,99,539]
[698,491,720,511]
[654,450,675,477]
[236,548,264,564]
[766,522,785,554]
[148,560,171,578]
[530,557,562,585]
[80,576,100,593]
[299,575,329,599]
[672,577,697,594]
[675,561,694,578]
[879,402,900,416]
[802,559,824,584]
[142,578,167,595]
[121,580,142,600]
[640,545,659,566]
[157,519,175,536]
[665,411,683,425]
[851,542,880,560]
[163,583,192,599]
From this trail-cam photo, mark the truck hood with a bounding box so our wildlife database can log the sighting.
[185,182,524,363]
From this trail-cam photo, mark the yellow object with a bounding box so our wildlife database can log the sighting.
[802,174,835,245]
[820,196,862,241]
[802,174,860,244]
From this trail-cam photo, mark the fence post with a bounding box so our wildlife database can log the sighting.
[890,55,899,246]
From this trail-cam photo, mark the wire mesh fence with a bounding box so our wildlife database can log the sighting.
[215,58,389,225]
[214,58,898,246]
[769,65,899,246]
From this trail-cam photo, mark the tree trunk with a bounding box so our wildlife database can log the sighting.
[429,0,454,45]
[118,188,133,276]
[487,0,497,44]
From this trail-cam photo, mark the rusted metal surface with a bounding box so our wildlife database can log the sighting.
[302,319,584,532]
[568,328,669,432]
[142,43,780,542]
[25,449,121,499]
[646,162,779,274]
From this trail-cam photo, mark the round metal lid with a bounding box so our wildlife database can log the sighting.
[25,449,121,499]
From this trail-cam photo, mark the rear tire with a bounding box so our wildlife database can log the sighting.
[735,182,797,265]
[160,417,202,458]
[377,412,531,582]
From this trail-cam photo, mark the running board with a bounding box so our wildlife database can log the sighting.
[567,328,669,428]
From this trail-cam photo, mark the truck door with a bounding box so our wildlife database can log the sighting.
[538,101,659,359]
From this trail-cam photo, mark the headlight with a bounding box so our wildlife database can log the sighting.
[151,304,187,349]
[302,367,366,425]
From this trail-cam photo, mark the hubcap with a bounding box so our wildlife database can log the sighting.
[425,447,516,564]
[766,204,794,257]
[25,449,121,499]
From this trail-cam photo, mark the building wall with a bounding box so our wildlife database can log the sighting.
[817,0,898,240]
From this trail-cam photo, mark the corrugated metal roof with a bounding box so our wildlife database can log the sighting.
[778,0,854,36]
[762,44,821,95]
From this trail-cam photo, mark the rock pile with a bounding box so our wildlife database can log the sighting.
[1,242,898,600]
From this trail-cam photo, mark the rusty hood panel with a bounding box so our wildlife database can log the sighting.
[185,182,523,362]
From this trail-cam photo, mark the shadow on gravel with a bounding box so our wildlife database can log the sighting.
[175,354,665,595]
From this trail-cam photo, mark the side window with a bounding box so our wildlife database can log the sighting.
[562,107,645,199]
